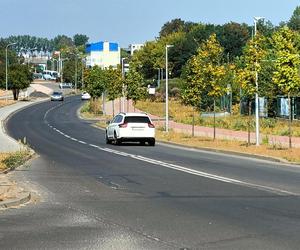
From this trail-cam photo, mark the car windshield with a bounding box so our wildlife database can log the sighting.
[124,116,150,123]
[53,92,61,95]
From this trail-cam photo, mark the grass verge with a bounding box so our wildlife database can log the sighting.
[0,149,32,172]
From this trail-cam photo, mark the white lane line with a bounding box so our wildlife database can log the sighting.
[43,110,298,196]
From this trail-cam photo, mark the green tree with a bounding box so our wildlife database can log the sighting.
[53,35,74,50]
[8,64,32,100]
[159,18,186,37]
[272,26,300,148]
[219,22,250,60]
[288,6,300,31]
[73,34,89,47]
[84,66,105,98]
[105,67,123,116]
[125,66,147,108]
[0,46,18,89]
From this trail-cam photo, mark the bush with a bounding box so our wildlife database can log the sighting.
[1,150,31,170]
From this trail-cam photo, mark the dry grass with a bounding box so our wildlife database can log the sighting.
[155,129,300,163]
[0,99,16,108]
[0,153,10,170]
[0,150,32,171]
[0,90,6,97]
[0,89,16,107]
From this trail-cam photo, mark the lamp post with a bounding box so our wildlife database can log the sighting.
[165,44,173,132]
[75,55,78,93]
[121,58,126,112]
[5,42,17,94]
[254,16,264,146]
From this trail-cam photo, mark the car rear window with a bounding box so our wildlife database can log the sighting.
[124,116,150,123]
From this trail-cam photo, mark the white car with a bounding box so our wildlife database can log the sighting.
[50,91,64,101]
[106,112,155,146]
[81,92,91,100]
[59,82,73,89]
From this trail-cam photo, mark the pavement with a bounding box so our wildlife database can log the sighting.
[0,83,52,210]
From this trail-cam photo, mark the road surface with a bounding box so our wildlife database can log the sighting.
[2,95,300,249]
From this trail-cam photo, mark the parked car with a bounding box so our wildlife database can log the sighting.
[50,91,64,101]
[106,112,155,146]
[59,82,73,89]
[43,74,53,80]
[81,92,91,100]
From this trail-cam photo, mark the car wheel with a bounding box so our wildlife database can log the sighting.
[114,131,121,145]
[149,139,155,146]
[105,132,111,144]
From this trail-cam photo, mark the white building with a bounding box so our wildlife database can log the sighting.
[129,43,144,55]
[85,41,120,68]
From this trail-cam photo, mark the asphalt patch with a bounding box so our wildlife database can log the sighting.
[29,91,49,98]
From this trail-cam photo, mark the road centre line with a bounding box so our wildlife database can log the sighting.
[43,104,298,196]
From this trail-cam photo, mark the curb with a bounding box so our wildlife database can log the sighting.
[157,140,296,164]
[0,192,31,209]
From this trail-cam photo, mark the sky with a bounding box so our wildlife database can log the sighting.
[0,0,299,48]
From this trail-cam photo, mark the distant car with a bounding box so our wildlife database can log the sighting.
[81,92,91,100]
[43,74,52,80]
[106,112,155,146]
[59,82,73,89]
[50,91,64,101]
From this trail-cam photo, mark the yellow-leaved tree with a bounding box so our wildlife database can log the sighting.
[236,33,267,145]
[272,26,300,148]
[183,34,227,140]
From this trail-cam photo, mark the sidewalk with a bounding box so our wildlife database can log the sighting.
[104,98,300,148]
[0,87,49,209]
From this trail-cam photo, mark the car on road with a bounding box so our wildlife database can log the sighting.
[81,92,91,100]
[59,82,73,89]
[106,112,155,146]
[50,91,64,101]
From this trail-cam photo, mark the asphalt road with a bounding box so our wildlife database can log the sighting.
[2,95,300,249]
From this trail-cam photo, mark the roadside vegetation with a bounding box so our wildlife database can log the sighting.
[135,99,300,137]
[0,150,31,171]
[80,99,300,163]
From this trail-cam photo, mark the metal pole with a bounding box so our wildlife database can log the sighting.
[254,17,264,146]
[75,56,78,92]
[5,43,17,98]
[5,45,8,93]
[121,58,125,112]
[82,59,84,89]
[157,68,160,88]
[254,19,259,146]
[165,46,169,132]
[165,45,173,132]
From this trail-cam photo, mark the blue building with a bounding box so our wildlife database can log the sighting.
[85,41,120,68]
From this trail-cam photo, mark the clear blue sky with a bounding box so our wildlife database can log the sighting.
[0,0,299,47]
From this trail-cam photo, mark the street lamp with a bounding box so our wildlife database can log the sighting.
[5,42,17,93]
[121,57,126,112]
[254,16,264,146]
[165,44,173,132]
